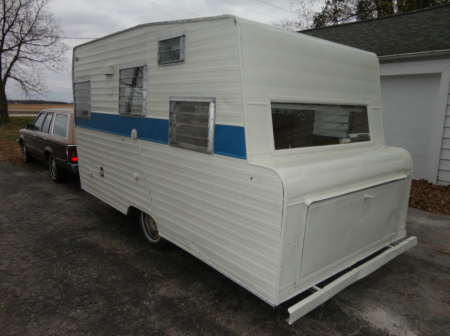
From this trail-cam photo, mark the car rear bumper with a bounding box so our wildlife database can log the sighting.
[68,163,79,174]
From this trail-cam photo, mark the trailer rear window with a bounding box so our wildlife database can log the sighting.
[169,98,215,154]
[271,103,370,150]
[119,66,147,116]
[74,81,91,119]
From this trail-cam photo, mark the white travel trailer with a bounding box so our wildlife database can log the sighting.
[72,15,417,324]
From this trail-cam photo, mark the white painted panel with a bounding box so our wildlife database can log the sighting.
[77,126,284,304]
[380,73,442,182]
[76,128,152,214]
[299,179,407,283]
[138,139,283,303]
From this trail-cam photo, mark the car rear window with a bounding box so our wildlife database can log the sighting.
[53,114,69,138]
[41,113,54,134]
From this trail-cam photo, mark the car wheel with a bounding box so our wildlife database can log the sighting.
[22,145,32,163]
[49,155,65,183]
[140,212,166,248]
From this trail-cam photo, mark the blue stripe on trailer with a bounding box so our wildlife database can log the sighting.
[75,112,169,144]
[214,124,247,159]
[75,112,247,159]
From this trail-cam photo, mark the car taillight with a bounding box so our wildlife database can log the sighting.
[67,146,78,163]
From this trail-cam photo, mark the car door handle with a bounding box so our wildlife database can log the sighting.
[33,135,37,137]
[43,138,47,141]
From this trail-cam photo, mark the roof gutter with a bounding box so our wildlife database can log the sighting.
[378,49,450,62]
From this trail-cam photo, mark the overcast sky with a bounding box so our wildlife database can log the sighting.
[6,0,299,102]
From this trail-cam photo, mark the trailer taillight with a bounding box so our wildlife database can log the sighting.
[67,146,78,163]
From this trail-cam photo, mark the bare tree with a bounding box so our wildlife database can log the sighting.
[276,0,449,30]
[0,0,67,125]
[274,0,318,30]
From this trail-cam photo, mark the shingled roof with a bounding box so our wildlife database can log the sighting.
[300,4,450,57]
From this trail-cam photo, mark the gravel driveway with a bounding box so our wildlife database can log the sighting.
[1,161,449,335]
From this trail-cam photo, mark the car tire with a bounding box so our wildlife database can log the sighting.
[49,155,65,183]
[22,145,32,163]
[140,212,166,248]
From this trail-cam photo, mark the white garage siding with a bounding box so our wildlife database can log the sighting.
[437,85,450,185]
[381,73,442,182]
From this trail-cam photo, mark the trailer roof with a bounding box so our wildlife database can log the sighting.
[74,15,237,49]
[74,14,374,59]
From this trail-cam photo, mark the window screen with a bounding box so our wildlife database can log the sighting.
[169,98,215,154]
[74,81,91,118]
[41,113,54,134]
[119,66,147,116]
[158,35,185,65]
[33,113,46,131]
[53,114,69,138]
[271,103,370,150]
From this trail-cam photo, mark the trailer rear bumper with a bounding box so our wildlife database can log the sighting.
[287,236,417,325]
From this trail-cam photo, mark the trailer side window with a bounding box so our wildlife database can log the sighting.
[74,81,91,119]
[119,66,147,116]
[158,35,185,65]
[169,98,215,154]
[271,103,370,150]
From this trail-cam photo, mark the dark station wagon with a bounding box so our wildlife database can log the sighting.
[17,108,78,182]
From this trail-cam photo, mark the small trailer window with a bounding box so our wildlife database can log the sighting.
[74,81,91,119]
[119,66,147,116]
[169,98,215,154]
[158,35,185,65]
[272,102,370,150]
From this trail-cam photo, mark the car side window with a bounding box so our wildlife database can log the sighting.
[52,114,69,138]
[41,113,54,134]
[33,113,46,131]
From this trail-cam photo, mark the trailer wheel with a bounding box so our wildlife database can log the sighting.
[140,212,166,248]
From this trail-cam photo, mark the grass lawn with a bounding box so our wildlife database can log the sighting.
[0,116,35,165]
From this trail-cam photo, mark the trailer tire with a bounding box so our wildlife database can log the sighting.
[140,212,166,248]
